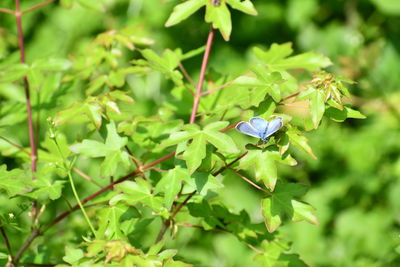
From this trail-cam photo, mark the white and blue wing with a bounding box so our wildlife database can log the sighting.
[263,117,283,138]
[236,121,261,138]
[249,117,269,133]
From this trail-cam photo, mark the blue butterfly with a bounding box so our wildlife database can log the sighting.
[236,117,283,143]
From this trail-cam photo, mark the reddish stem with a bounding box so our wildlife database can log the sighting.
[13,228,40,266]
[170,191,196,218]
[0,7,14,14]
[179,63,195,88]
[228,167,268,193]
[0,227,13,258]
[189,27,214,123]
[15,0,37,174]
[281,91,300,102]
[22,0,54,14]
[213,151,247,176]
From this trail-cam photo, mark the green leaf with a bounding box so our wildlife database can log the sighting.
[253,43,293,63]
[112,180,165,214]
[292,199,319,225]
[203,121,229,131]
[87,75,107,95]
[205,2,232,41]
[326,106,366,122]
[60,0,73,8]
[310,89,325,128]
[138,49,184,85]
[101,150,130,177]
[345,107,366,119]
[160,129,198,148]
[181,45,206,60]
[275,52,332,71]
[0,102,26,128]
[165,0,207,27]
[111,181,149,203]
[182,133,207,174]
[250,65,284,102]
[70,121,127,156]
[261,182,313,232]
[97,204,129,240]
[297,87,315,100]
[261,198,281,233]
[76,0,105,12]
[32,58,72,71]
[287,129,317,159]
[104,121,128,149]
[253,43,332,71]
[54,100,103,129]
[239,150,282,191]
[253,240,307,266]
[155,167,189,209]
[161,123,237,155]
[185,172,224,196]
[23,176,65,201]
[371,0,400,15]
[0,166,29,197]
[203,129,239,154]
[63,247,84,265]
[226,0,258,15]
[69,139,107,157]
[0,252,8,259]
[70,121,129,176]
[0,64,29,83]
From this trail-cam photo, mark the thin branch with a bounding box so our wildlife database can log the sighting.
[228,167,269,193]
[0,7,14,15]
[21,0,55,14]
[73,167,102,188]
[15,0,38,174]
[213,151,247,176]
[189,27,214,124]
[156,190,196,242]
[155,219,170,243]
[223,122,240,133]
[281,91,301,102]
[61,195,73,210]
[0,227,13,259]
[0,136,30,155]
[125,146,148,180]
[200,81,231,96]
[246,243,264,254]
[179,63,195,87]
[13,228,41,266]
[201,71,252,96]
[171,191,196,219]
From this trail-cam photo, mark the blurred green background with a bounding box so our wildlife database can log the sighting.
[1,0,400,266]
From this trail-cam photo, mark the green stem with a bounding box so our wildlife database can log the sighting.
[52,137,97,238]
[67,170,97,237]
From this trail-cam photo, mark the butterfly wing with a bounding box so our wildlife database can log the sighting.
[236,121,261,138]
[249,117,269,133]
[263,117,283,139]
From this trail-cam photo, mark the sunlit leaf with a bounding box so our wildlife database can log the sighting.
[165,0,207,27]
[205,2,232,41]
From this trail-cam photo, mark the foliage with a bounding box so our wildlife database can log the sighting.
[0,0,399,266]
